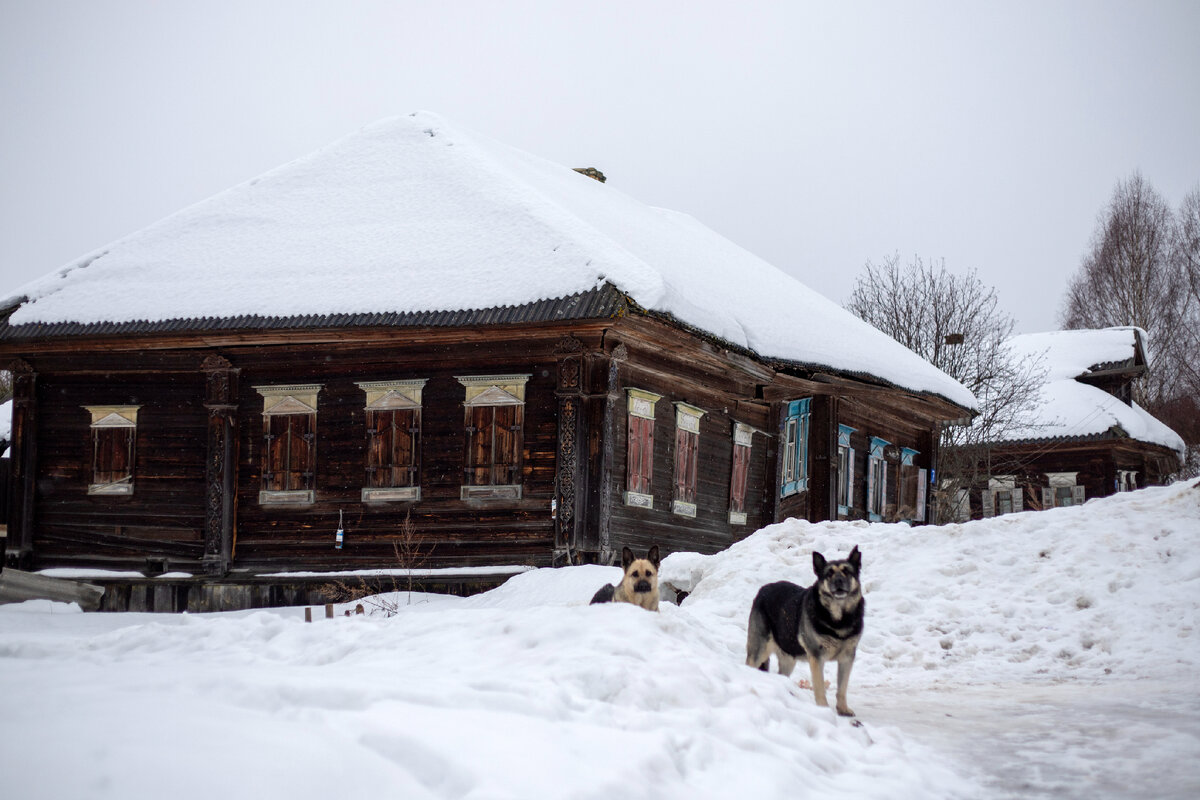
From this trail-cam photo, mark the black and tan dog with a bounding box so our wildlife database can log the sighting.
[745,546,864,716]
[590,545,661,611]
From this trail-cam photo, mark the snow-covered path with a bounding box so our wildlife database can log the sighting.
[865,680,1200,799]
[2,480,1197,798]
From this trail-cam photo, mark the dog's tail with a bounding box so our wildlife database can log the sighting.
[745,591,772,670]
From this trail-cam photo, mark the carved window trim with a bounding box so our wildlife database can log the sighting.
[624,388,662,508]
[254,384,321,505]
[85,405,139,495]
[358,380,425,503]
[458,375,529,500]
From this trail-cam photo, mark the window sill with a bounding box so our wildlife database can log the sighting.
[259,490,315,505]
[623,491,653,509]
[672,500,697,518]
[461,484,522,500]
[362,487,420,503]
[89,483,134,496]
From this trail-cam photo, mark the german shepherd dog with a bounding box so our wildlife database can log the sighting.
[590,546,660,611]
[745,546,864,716]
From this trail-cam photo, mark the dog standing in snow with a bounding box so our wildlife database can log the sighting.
[590,545,661,611]
[745,546,864,716]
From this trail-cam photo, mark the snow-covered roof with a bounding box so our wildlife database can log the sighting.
[2,112,975,411]
[999,328,1184,455]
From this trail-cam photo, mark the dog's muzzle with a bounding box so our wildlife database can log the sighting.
[634,580,653,594]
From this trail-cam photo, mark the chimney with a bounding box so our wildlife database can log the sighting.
[573,167,607,183]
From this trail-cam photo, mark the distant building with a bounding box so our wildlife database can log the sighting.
[959,327,1183,519]
[0,113,974,609]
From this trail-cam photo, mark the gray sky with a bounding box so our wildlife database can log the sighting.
[2,0,1198,334]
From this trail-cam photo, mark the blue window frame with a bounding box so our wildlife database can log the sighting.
[837,424,856,516]
[781,398,811,497]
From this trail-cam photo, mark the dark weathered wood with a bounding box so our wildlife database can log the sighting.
[0,568,103,610]
[5,359,37,568]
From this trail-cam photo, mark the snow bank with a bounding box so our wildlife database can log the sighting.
[2,112,975,410]
[2,480,1196,799]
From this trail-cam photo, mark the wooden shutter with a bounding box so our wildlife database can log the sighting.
[265,414,288,492]
[287,414,314,491]
[95,427,134,486]
[627,415,654,495]
[493,404,522,485]
[674,427,699,505]
[366,410,391,488]
[982,489,995,518]
[847,448,856,511]
[1012,486,1024,513]
[393,409,416,487]
[866,458,876,515]
[1072,485,1086,505]
[730,442,750,514]
[465,405,493,486]
[1042,487,1054,510]
[916,468,927,522]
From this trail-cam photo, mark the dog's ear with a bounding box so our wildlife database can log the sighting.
[848,545,862,572]
[647,545,660,569]
[621,547,635,570]
[812,550,827,575]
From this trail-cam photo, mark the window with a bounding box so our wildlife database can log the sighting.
[866,437,889,521]
[898,447,924,523]
[85,406,138,495]
[459,375,529,500]
[1041,472,1084,509]
[781,399,811,497]
[982,476,1022,517]
[255,385,321,504]
[672,402,706,517]
[1117,470,1137,492]
[837,425,855,517]
[624,388,661,508]
[358,380,425,502]
[729,422,754,525]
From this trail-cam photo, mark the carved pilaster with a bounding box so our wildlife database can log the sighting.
[5,359,36,567]
[202,355,239,575]
[553,338,586,565]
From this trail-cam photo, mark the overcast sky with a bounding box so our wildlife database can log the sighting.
[2,1,1198,335]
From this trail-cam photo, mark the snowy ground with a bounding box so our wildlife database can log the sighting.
[2,480,1198,799]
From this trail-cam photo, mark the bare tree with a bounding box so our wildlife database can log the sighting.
[1060,172,1187,407]
[846,254,1045,521]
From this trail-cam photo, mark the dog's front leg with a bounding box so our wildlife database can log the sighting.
[834,653,855,717]
[807,657,828,707]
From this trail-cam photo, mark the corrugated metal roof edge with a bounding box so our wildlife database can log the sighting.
[0,284,629,339]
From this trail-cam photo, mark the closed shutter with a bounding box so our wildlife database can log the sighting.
[1012,486,1024,513]
[674,427,698,504]
[916,468,927,522]
[847,448,856,511]
[493,404,521,485]
[1072,485,1086,505]
[1042,487,1054,510]
[627,415,654,495]
[465,405,493,486]
[730,442,750,514]
[288,414,315,491]
[366,410,391,488]
[982,489,995,518]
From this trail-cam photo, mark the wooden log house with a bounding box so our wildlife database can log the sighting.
[0,113,975,610]
[955,328,1183,519]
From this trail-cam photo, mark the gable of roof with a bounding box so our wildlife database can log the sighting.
[996,327,1183,455]
[0,112,976,412]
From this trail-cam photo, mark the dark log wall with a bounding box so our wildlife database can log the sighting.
[606,327,775,560]
[777,393,939,524]
[228,339,562,570]
[29,353,207,569]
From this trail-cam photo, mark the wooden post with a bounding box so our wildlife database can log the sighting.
[202,355,239,575]
[324,603,334,618]
[304,607,312,623]
[5,359,36,569]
